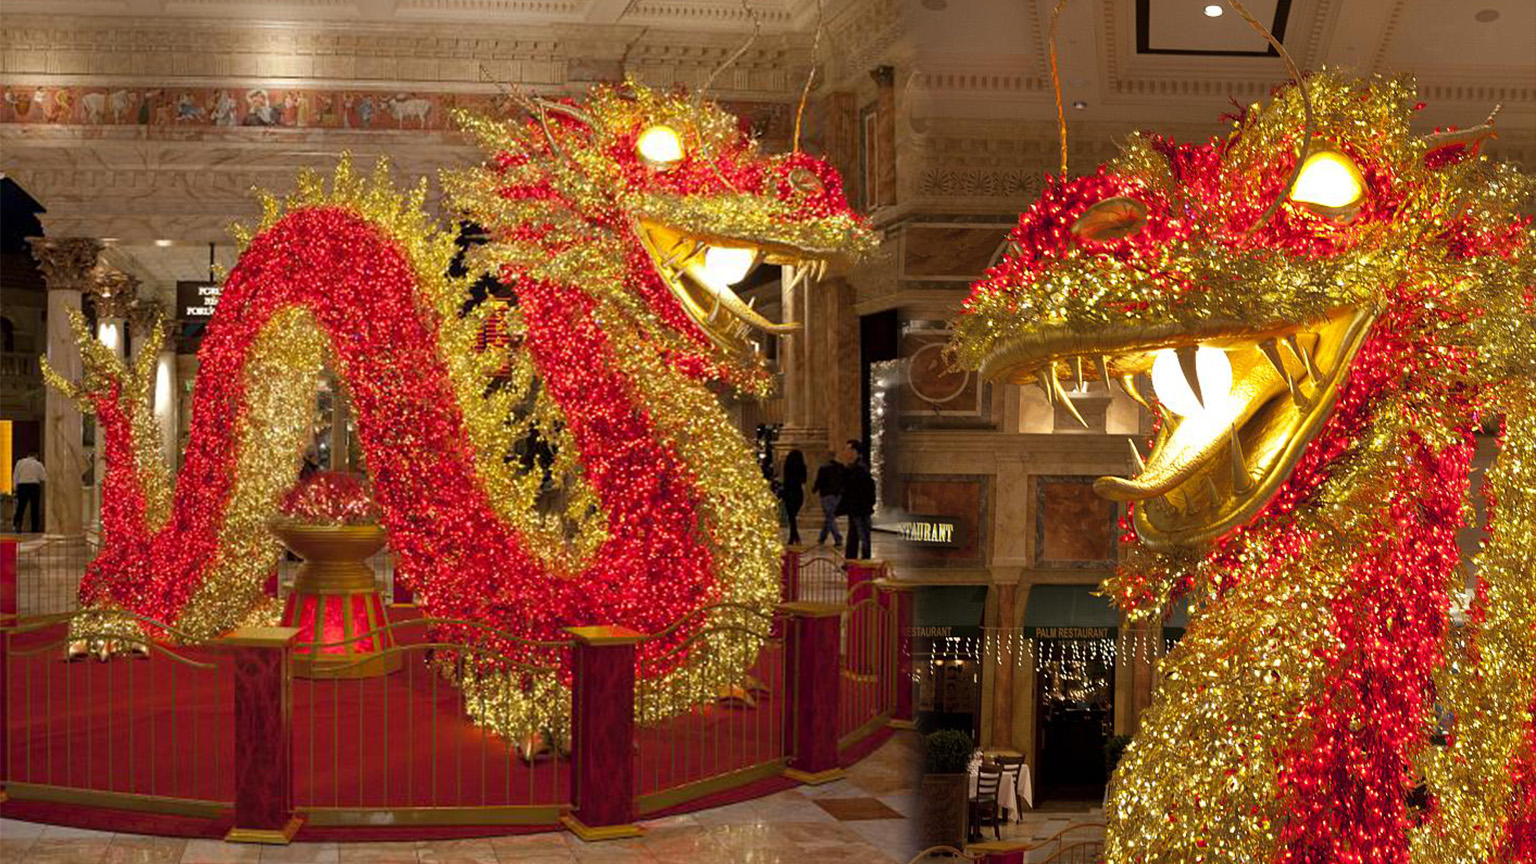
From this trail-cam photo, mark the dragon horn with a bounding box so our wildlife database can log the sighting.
[1421,105,1501,154]
[40,307,124,409]
[530,97,593,127]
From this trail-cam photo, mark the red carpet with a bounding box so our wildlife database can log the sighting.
[4,615,798,816]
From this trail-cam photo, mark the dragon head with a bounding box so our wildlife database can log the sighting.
[955,71,1533,553]
[448,80,875,393]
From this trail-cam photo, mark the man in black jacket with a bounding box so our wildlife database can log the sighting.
[838,440,875,560]
[812,451,845,546]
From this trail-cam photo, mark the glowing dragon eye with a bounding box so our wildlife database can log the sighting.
[1289,150,1365,215]
[636,125,685,169]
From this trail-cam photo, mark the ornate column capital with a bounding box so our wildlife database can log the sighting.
[89,266,141,319]
[127,299,166,341]
[27,237,104,293]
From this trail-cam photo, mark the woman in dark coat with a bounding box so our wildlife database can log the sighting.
[780,449,807,545]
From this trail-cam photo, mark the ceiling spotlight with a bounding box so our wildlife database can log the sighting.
[1071,100,1088,110]
[154,239,174,248]
[1204,4,1224,17]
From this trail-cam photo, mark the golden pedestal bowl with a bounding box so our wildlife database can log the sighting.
[273,521,401,679]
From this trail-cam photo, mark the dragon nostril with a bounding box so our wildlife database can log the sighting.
[1071,196,1148,242]
[788,167,824,196]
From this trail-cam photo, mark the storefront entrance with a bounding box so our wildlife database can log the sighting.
[1034,630,1115,801]
[912,585,987,740]
[1023,585,1121,803]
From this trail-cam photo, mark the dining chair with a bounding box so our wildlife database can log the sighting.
[969,764,1003,841]
[994,754,1026,817]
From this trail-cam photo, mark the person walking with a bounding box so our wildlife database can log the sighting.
[812,451,845,546]
[780,449,807,545]
[838,440,875,560]
[11,451,45,533]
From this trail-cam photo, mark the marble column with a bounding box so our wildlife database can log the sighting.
[989,581,1017,749]
[130,301,179,468]
[1010,582,1036,762]
[777,265,826,448]
[870,65,898,209]
[28,237,102,536]
[1117,618,1159,737]
[88,269,138,529]
[778,270,858,466]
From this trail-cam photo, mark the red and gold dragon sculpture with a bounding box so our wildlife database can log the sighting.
[955,72,1535,862]
[46,81,872,741]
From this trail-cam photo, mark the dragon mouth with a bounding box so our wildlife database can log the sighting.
[982,304,1377,549]
[637,220,832,355]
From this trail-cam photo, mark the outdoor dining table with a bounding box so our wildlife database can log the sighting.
[968,754,1034,821]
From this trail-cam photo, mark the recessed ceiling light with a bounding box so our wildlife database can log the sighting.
[1072,100,1088,110]
[100,237,120,244]
[1204,4,1224,17]
[1474,8,1499,22]
[154,239,174,247]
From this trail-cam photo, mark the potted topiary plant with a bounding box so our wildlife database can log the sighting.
[921,728,974,850]
[1104,734,1133,776]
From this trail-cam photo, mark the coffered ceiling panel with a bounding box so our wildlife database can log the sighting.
[908,0,1532,135]
[1372,0,1535,79]
[1139,0,1284,57]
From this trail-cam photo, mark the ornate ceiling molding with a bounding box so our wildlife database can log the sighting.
[4,0,808,30]
[823,0,906,91]
[0,14,813,99]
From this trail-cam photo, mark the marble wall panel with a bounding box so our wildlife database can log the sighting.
[899,474,988,568]
[1033,475,1119,568]
[901,225,1007,279]
[900,329,983,420]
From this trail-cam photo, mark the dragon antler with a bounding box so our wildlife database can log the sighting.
[1421,104,1502,154]
[41,307,164,412]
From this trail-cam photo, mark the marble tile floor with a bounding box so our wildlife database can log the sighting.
[995,804,1103,845]
[1,734,921,864]
[947,805,1103,863]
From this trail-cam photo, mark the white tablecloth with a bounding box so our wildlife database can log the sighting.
[968,761,1033,819]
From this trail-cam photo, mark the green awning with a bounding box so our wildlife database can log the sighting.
[914,585,987,628]
[1023,584,1121,629]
